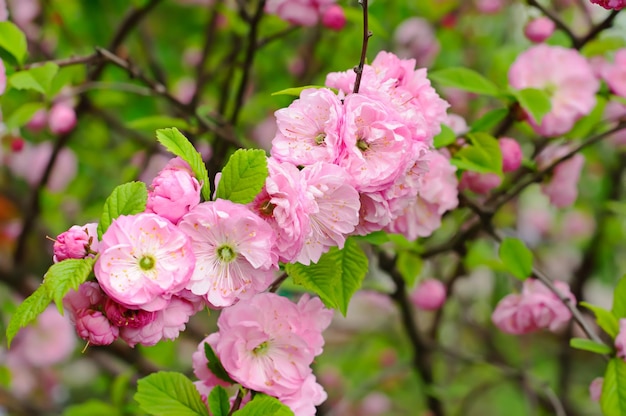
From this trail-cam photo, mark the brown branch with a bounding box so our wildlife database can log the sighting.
[526,0,579,47]
[578,10,621,48]
[22,53,101,70]
[352,0,372,94]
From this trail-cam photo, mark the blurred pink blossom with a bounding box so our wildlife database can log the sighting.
[616,318,626,360]
[410,278,447,311]
[48,103,77,135]
[589,377,603,402]
[265,0,336,26]
[460,171,502,195]
[393,17,440,67]
[524,17,556,43]
[321,4,346,31]
[0,0,7,20]
[8,140,77,192]
[536,144,585,208]
[603,49,626,98]
[475,0,504,13]
[499,137,523,172]
[26,108,48,132]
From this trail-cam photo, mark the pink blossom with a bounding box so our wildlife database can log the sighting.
[146,157,202,224]
[120,296,198,347]
[103,298,156,328]
[0,0,7,21]
[508,44,599,137]
[590,0,626,9]
[410,278,447,311]
[271,88,343,167]
[589,377,603,402]
[53,223,99,262]
[8,140,78,191]
[251,158,314,263]
[74,309,120,345]
[459,171,502,195]
[293,294,334,355]
[64,281,106,313]
[193,333,232,396]
[354,191,393,235]
[0,58,5,96]
[603,49,626,98]
[524,17,556,43]
[604,100,626,146]
[280,374,328,416]
[26,108,47,132]
[475,0,503,13]
[444,113,468,136]
[360,392,392,416]
[393,17,440,68]
[616,319,626,360]
[10,306,76,367]
[265,0,336,26]
[95,213,195,311]
[537,145,585,208]
[296,162,360,265]
[321,4,345,31]
[48,103,77,135]
[492,279,575,335]
[499,137,523,172]
[178,200,277,307]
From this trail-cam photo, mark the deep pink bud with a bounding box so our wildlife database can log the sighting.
[48,103,77,135]
[499,137,523,172]
[524,17,555,43]
[410,278,446,311]
[10,137,24,152]
[321,5,346,31]
[53,224,98,262]
[26,109,48,132]
[74,309,119,345]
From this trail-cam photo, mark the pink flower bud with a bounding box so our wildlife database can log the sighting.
[10,137,24,152]
[321,5,346,31]
[48,103,77,135]
[589,377,603,402]
[524,17,556,43]
[53,224,98,262]
[26,109,48,132]
[460,171,502,194]
[74,309,119,345]
[499,137,523,172]
[410,278,446,311]
[590,0,626,10]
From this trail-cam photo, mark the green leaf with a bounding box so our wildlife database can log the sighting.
[208,386,230,416]
[204,343,235,385]
[97,181,148,239]
[581,302,620,338]
[134,372,209,416]
[63,400,122,416]
[9,63,59,95]
[498,237,533,280]
[429,67,500,96]
[233,394,294,416]
[156,128,211,201]
[44,258,96,314]
[569,337,612,355]
[469,108,509,133]
[566,96,607,140]
[601,358,626,416]
[511,88,552,125]
[4,102,46,130]
[612,276,626,319]
[452,132,502,174]
[433,124,456,149]
[397,251,423,287]
[353,230,389,245]
[285,238,368,315]
[271,85,328,97]
[0,21,27,64]
[215,149,268,204]
[111,370,134,408]
[582,36,626,57]
[5,285,51,347]
[127,116,190,132]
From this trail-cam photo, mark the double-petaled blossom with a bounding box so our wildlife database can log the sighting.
[492,279,575,335]
[590,0,626,9]
[94,213,195,312]
[64,282,119,345]
[178,199,277,307]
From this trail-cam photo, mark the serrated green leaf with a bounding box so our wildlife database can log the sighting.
[127,116,189,131]
[9,63,59,95]
[5,285,51,347]
[569,337,612,355]
[63,400,122,416]
[204,343,235,385]
[452,132,502,174]
[215,149,268,204]
[498,237,533,280]
[134,372,209,416]
[0,21,27,64]
[97,181,148,239]
[233,394,294,416]
[285,238,368,315]
[208,386,230,416]
[612,276,626,319]
[271,85,327,97]
[601,359,626,416]
[156,128,211,200]
[4,102,45,130]
[433,124,456,149]
[429,67,500,96]
[44,258,96,314]
[469,108,509,133]
[581,302,620,338]
[397,251,423,287]
[511,88,551,125]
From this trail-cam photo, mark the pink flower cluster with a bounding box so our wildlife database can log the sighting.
[193,293,333,416]
[271,51,455,242]
[492,279,575,335]
[265,0,346,30]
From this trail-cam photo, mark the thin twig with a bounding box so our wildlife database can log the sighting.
[526,0,579,47]
[22,53,101,70]
[352,0,372,94]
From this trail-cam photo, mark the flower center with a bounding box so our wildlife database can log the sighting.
[314,132,326,145]
[357,138,369,152]
[260,200,276,217]
[138,255,156,271]
[217,245,236,263]
[253,341,269,356]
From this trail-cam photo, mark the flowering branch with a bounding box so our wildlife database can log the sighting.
[352,0,372,94]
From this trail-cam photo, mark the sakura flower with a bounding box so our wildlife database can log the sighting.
[178,200,277,307]
[296,162,360,265]
[280,373,328,416]
[271,87,343,167]
[410,278,447,311]
[265,0,336,26]
[48,102,77,135]
[53,222,99,262]
[393,17,440,68]
[591,0,626,9]
[616,319,626,360]
[146,157,202,224]
[508,44,599,137]
[251,158,314,263]
[603,49,626,98]
[74,309,120,345]
[94,213,195,312]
